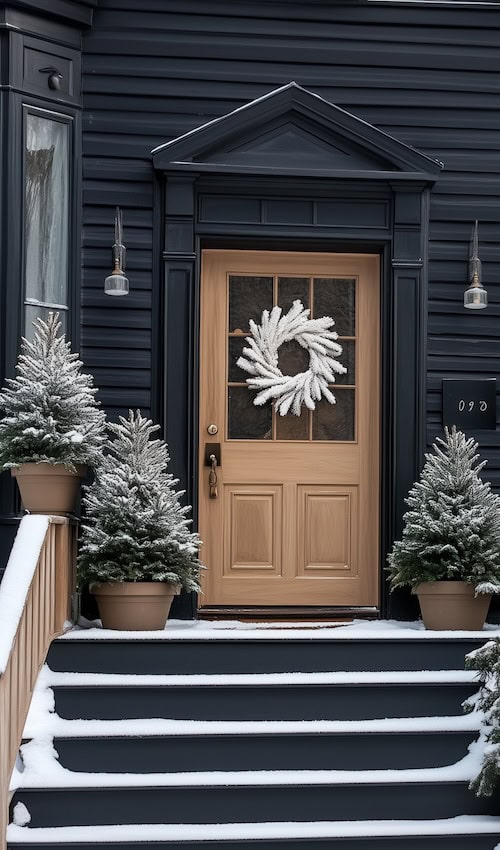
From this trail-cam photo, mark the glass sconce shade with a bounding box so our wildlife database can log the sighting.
[105,207,129,295]
[465,222,487,309]
[464,281,487,309]
[105,268,129,296]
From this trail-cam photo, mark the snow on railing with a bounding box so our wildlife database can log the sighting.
[0,516,76,850]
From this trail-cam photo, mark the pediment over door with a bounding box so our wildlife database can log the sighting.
[152,82,443,182]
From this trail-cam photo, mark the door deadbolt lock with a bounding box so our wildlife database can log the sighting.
[204,443,221,466]
[207,424,218,436]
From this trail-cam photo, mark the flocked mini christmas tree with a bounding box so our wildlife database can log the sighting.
[387,427,500,593]
[465,638,500,796]
[0,312,105,470]
[78,410,201,591]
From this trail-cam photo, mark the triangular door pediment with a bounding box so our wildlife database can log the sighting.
[202,120,396,173]
[152,82,442,181]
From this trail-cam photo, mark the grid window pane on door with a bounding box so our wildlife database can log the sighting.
[228,274,356,442]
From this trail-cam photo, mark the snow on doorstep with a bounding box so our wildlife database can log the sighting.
[22,667,484,740]
[7,816,500,843]
[0,515,49,673]
[23,714,484,740]
[38,667,479,687]
[60,617,500,641]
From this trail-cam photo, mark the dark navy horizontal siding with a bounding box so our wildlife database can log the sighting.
[81,0,500,481]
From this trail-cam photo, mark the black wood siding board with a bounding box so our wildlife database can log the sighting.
[81,328,151,349]
[89,0,500,27]
[81,308,151,329]
[428,338,500,356]
[90,368,150,388]
[82,348,151,368]
[85,9,500,45]
[81,32,500,68]
[96,388,150,406]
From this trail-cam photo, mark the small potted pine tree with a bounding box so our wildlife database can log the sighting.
[0,313,105,514]
[77,410,201,630]
[387,427,500,630]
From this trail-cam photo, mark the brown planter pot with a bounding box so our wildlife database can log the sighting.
[414,580,491,630]
[92,581,181,630]
[12,462,86,515]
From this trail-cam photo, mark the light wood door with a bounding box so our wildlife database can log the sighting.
[199,251,380,607]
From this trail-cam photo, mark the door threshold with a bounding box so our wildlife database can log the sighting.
[198,606,380,622]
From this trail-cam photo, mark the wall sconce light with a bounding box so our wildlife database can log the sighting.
[464,220,487,309]
[104,207,129,296]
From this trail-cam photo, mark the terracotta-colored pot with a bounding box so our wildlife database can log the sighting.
[414,580,491,630]
[12,462,86,515]
[92,581,181,630]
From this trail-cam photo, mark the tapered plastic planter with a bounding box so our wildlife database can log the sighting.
[92,582,181,630]
[415,581,491,630]
[12,462,86,515]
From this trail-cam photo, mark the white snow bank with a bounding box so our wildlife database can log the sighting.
[60,617,500,640]
[0,516,49,673]
[7,816,500,843]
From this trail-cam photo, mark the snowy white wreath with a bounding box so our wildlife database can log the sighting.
[236,299,347,417]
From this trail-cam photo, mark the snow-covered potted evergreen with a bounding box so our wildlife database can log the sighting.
[0,313,105,514]
[387,427,500,629]
[77,410,201,630]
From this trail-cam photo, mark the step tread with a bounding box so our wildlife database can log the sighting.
[13,760,481,789]
[42,714,482,738]
[44,669,478,686]
[56,622,500,641]
[8,816,500,843]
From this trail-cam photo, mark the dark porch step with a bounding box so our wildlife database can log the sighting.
[47,637,486,675]
[53,681,477,721]
[7,838,500,850]
[11,781,500,828]
[52,729,477,772]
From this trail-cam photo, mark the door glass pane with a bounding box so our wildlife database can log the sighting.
[313,390,355,441]
[229,336,250,382]
[276,407,309,440]
[229,275,273,332]
[313,278,355,336]
[336,339,355,386]
[278,339,310,376]
[277,277,310,312]
[24,114,69,309]
[228,386,272,440]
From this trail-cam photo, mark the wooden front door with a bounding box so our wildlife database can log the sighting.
[198,251,380,608]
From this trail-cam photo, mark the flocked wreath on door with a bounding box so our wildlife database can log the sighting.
[236,300,347,417]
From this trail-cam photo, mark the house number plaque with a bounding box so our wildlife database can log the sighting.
[442,378,496,431]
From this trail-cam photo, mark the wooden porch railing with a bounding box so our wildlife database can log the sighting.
[0,516,76,850]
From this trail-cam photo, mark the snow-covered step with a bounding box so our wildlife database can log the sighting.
[47,669,478,722]
[48,630,490,674]
[8,817,500,850]
[11,776,500,829]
